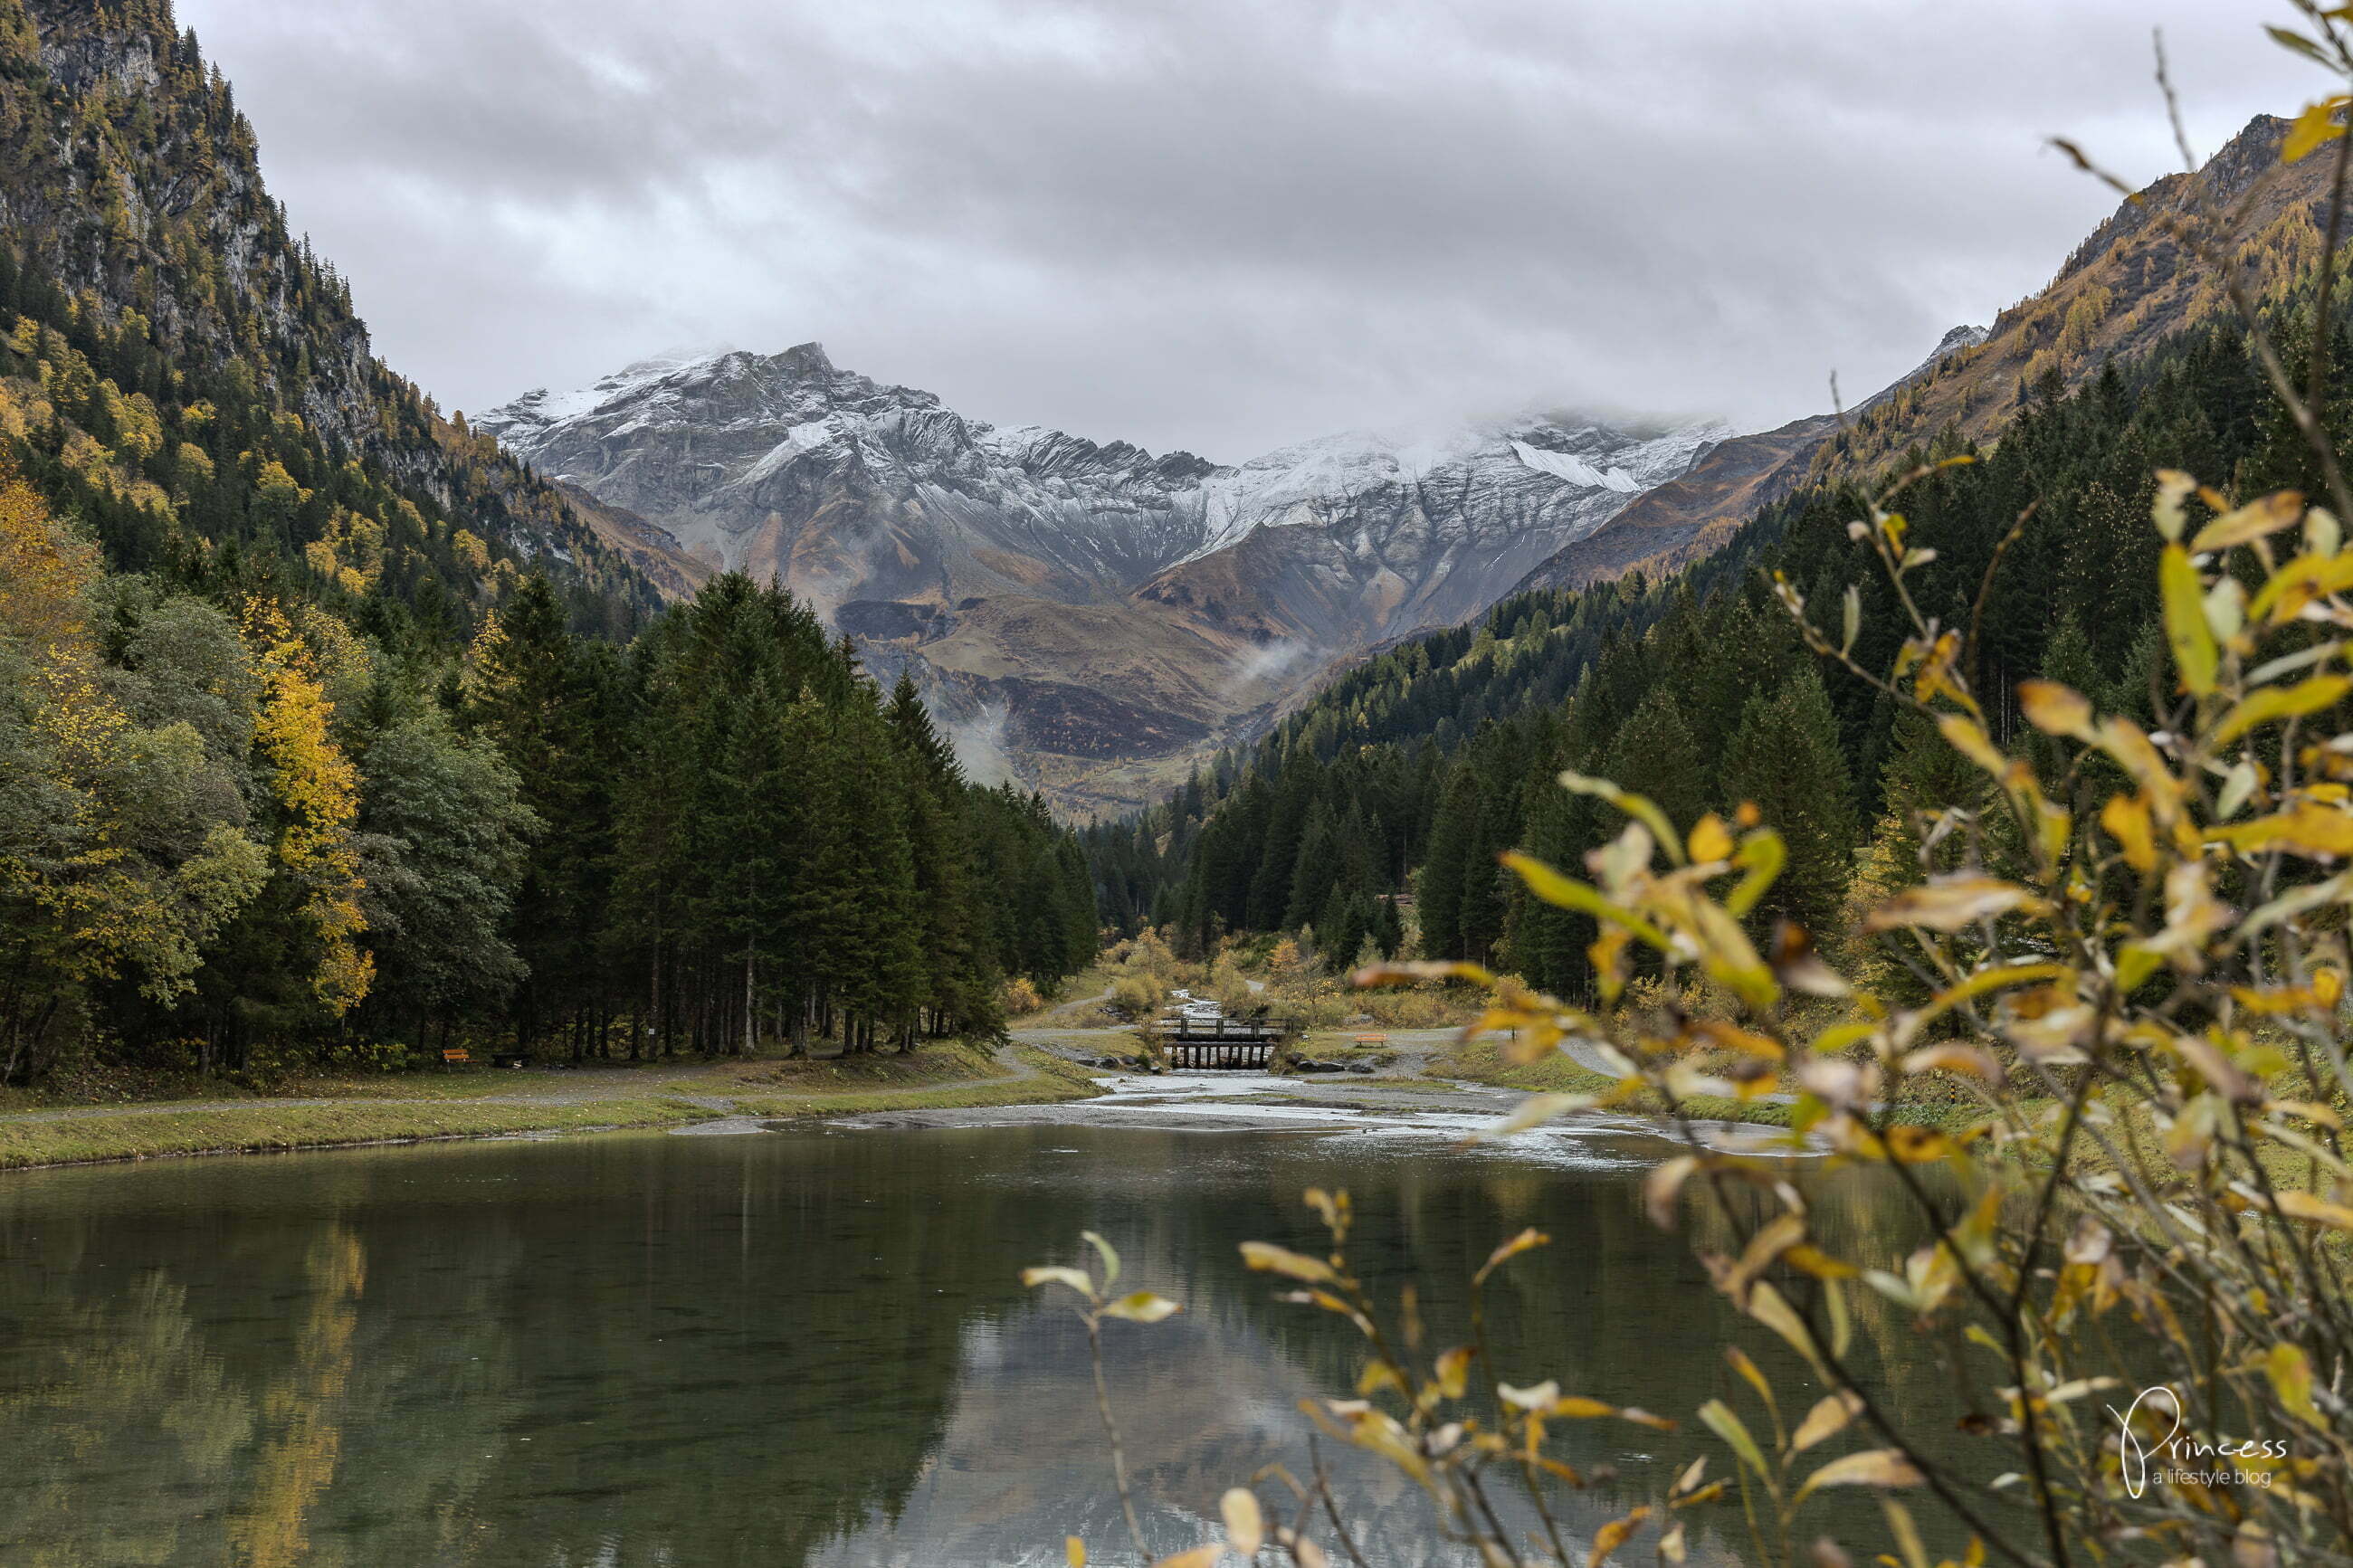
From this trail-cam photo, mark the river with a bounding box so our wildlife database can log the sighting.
[0,1079,1964,1566]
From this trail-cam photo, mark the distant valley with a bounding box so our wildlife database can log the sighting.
[478,347,1743,813]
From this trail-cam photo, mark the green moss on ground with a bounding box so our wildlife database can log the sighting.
[0,1043,1107,1171]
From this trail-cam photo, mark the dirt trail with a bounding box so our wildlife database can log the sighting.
[0,1043,1047,1128]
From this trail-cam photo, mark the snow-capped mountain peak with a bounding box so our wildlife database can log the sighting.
[476,343,1734,810]
[481,346,1731,603]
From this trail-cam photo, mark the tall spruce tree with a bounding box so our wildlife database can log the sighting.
[1415,767,1484,960]
[1719,667,1857,937]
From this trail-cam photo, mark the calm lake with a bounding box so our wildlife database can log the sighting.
[0,1107,1967,1566]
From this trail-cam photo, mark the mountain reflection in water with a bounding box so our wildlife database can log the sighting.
[0,1120,1962,1566]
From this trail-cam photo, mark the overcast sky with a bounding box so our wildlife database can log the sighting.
[179,0,2309,461]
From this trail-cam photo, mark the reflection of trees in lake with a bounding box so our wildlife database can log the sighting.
[0,1126,1967,1567]
[228,1229,364,1568]
[0,1133,1057,1564]
[0,1270,255,1565]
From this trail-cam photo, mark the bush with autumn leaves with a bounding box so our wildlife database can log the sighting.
[1034,9,2353,1563]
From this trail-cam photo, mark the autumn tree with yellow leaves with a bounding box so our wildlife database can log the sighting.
[0,467,265,1080]
[242,600,372,1016]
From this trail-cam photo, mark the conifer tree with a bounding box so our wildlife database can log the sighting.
[1284,798,1341,931]
[1415,767,1483,960]
[1601,687,1704,833]
[1718,666,1857,937]
[1843,708,1996,1000]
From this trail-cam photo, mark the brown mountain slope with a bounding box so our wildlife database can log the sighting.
[553,480,713,600]
[858,594,1302,819]
[1511,412,1838,592]
[1814,112,2325,478]
[1517,111,2326,593]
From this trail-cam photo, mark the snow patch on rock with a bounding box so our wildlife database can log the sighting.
[1509,440,1637,491]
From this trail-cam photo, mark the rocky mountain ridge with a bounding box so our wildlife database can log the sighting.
[479,347,1729,813]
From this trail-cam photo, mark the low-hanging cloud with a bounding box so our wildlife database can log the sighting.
[182,0,2302,461]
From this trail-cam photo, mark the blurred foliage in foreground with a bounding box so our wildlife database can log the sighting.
[1050,12,2353,1565]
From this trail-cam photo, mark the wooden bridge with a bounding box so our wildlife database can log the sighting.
[1148,1011,1297,1070]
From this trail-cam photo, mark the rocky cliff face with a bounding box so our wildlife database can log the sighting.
[1135,418,1722,647]
[481,346,1725,813]
[479,344,1219,614]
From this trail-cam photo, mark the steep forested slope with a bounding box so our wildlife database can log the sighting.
[0,0,666,632]
[0,0,1092,1084]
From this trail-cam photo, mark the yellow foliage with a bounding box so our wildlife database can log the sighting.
[253,460,310,516]
[301,508,384,595]
[0,468,100,665]
[174,440,213,486]
[243,599,372,1013]
[451,527,491,573]
[100,380,162,461]
[0,469,263,1000]
[461,609,506,705]
[58,425,110,479]
[2055,284,2111,357]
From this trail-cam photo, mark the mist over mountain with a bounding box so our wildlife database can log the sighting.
[480,345,1736,812]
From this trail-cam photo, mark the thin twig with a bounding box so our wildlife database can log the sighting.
[1309,1433,1372,1568]
[1086,1314,1149,1561]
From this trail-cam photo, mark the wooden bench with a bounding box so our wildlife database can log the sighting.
[442,1048,472,1066]
[1352,1033,1389,1045]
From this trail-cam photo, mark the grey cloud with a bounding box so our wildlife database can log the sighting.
[183,0,2303,460]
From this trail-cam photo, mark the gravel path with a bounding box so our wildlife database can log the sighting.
[0,1043,1047,1127]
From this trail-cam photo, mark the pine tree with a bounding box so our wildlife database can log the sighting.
[1415,767,1483,960]
[1843,709,1996,1001]
[1502,762,1596,993]
[814,694,923,1053]
[469,575,608,1054]
[1719,667,1858,937]
[1283,799,1341,930]
[1600,687,1704,834]
[886,673,996,1043]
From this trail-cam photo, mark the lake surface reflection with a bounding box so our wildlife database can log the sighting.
[0,1117,1963,1566]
